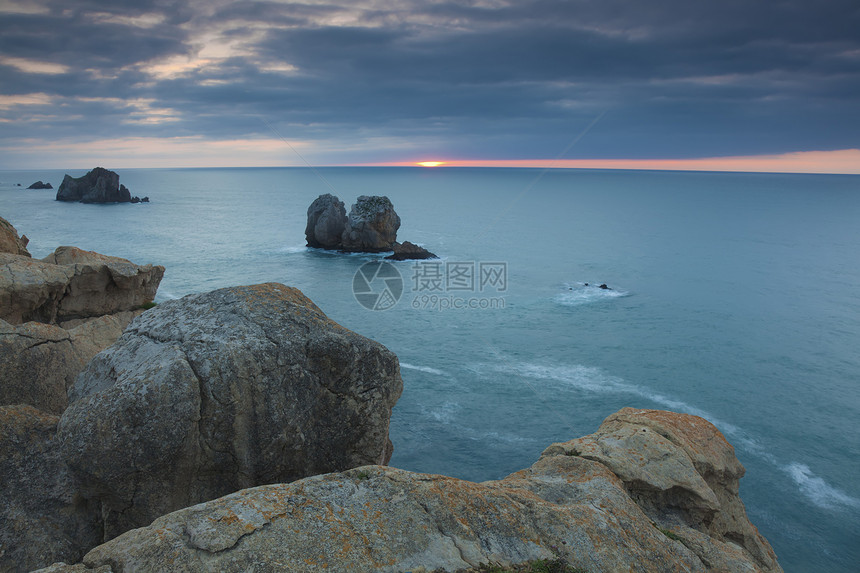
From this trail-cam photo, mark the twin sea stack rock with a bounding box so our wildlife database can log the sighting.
[56,167,148,204]
[305,193,436,259]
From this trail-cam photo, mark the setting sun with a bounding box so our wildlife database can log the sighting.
[417,161,445,167]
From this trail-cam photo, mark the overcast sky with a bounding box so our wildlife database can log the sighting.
[1,0,858,170]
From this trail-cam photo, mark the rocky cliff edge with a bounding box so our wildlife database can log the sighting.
[39,408,782,573]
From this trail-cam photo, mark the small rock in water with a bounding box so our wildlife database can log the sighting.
[385,241,438,261]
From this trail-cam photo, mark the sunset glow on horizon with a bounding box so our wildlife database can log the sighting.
[370,149,860,175]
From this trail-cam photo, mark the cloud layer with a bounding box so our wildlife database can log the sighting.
[1,0,858,167]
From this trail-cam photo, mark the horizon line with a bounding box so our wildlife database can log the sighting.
[358,149,860,175]
[1,149,858,175]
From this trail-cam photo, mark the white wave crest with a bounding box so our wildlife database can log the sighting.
[277,245,309,254]
[400,362,446,376]
[554,283,628,307]
[480,357,859,514]
[784,463,860,511]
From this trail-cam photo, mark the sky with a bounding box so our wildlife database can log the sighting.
[1,0,859,172]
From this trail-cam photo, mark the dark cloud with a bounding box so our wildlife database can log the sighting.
[0,0,858,164]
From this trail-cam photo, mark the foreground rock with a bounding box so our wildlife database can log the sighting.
[0,312,140,414]
[0,246,163,324]
[305,193,347,248]
[0,215,30,256]
[47,408,781,573]
[28,180,53,189]
[385,240,438,261]
[0,405,101,573]
[341,195,401,251]
[543,408,780,570]
[58,283,403,540]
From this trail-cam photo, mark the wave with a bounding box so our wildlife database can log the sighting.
[783,463,860,511]
[554,282,628,307]
[400,362,446,376]
[502,361,738,434]
[480,358,859,513]
[275,244,309,254]
[421,400,461,424]
[155,290,181,301]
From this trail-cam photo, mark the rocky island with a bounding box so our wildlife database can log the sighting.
[27,181,53,190]
[0,214,781,572]
[306,193,437,259]
[56,167,148,204]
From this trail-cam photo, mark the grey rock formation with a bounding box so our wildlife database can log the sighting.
[28,181,53,189]
[47,408,780,573]
[0,312,141,414]
[58,283,403,540]
[305,193,347,248]
[56,168,132,203]
[0,405,101,573]
[0,247,163,325]
[541,408,782,572]
[0,215,30,257]
[341,195,401,252]
[385,240,438,261]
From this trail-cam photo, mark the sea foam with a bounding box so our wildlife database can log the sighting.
[784,463,860,511]
[482,358,859,514]
[400,362,446,376]
[554,282,628,307]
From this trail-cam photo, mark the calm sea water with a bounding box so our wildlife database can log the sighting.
[2,167,859,571]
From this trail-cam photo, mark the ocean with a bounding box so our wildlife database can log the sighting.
[2,166,858,571]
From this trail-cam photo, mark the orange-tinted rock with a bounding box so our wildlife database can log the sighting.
[0,215,30,257]
[49,408,781,573]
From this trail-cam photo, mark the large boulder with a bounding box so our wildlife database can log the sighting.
[0,215,30,257]
[56,168,131,203]
[305,193,348,249]
[341,195,401,252]
[0,405,101,573]
[49,408,781,573]
[57,283,403,540]
[0,312,141,414]
[0,247,163,325]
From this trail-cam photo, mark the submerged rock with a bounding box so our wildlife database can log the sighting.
[57,283,403,540]
[50,408,781,573]
[341,195,401,252]
[305,193,347,248]
[0,215,30,257]
[0,246,163,325]
[28,180,53,189]
[385,240,438,261]
[56,167,132,203]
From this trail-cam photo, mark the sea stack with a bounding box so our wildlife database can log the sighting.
[305,193,348,249]
[306,194,435,257]
[341,195,401,252]
[56,167,147,203]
